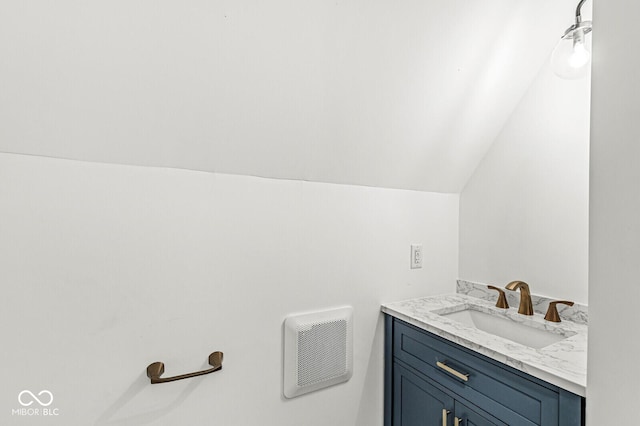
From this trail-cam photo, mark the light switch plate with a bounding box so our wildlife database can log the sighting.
[411,244,423,269]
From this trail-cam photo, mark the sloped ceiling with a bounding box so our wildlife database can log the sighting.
[0,0,580,193]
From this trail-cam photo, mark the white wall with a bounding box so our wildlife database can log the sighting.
[587,0,640,422]
[0,0,578,193]
[459,58,590,303]
[0,153,458,425]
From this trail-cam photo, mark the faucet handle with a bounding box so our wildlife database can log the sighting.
[544,300,575,322]
[487,285,509,309]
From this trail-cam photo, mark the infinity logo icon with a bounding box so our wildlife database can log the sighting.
[18,390,53,407]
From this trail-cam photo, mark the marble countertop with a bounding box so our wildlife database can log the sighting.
[381,294,587,396]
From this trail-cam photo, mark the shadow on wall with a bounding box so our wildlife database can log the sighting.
[355,315,385,426]
[95,370,204,425]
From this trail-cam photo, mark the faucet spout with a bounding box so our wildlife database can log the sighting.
[505,281,534,315]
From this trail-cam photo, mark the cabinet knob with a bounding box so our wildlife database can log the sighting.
[544,300,574,322]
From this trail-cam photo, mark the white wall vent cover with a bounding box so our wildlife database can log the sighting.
[283,306,353,398]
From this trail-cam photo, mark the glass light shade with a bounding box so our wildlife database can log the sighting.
[551,26,591,80]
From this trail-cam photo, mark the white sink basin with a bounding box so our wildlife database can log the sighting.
[440,308,575,349]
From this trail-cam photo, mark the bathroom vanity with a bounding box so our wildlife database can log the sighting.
[382,294,586,425]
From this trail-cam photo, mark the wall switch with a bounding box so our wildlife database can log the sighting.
[411,244,423,269]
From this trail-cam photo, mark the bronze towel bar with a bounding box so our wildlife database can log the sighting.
[146,351,223,384]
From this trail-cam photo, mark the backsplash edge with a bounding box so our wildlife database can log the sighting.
[457,279,588,325]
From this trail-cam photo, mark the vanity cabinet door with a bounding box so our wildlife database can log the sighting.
[393,363,454,426]
[454,400,507,426]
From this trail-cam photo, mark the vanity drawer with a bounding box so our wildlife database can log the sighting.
[393,319,559,425]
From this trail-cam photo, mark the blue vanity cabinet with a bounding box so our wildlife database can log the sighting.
[384,315,585,426]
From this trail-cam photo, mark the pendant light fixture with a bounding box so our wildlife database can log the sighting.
[551,0,592,79]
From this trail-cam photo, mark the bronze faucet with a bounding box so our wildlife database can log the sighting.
[505,281,533,315]
[487,285,509,309]
[544,300,574,322]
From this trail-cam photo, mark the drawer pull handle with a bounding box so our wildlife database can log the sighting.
[442,409,451,426]
[454,416,463,426]
[436,361,469,382]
